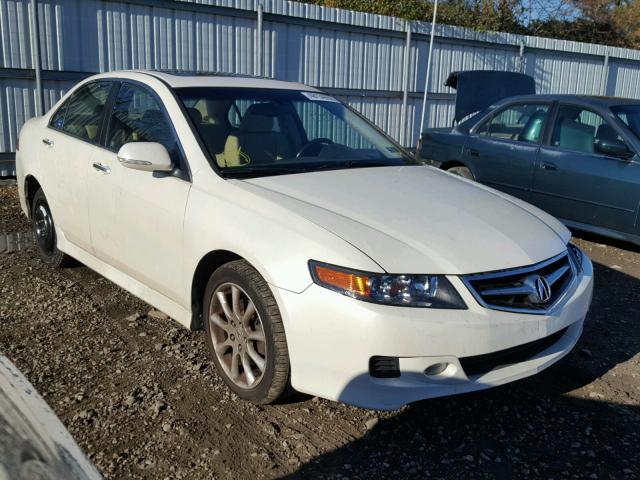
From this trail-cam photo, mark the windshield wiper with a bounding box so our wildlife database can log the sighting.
[299,160,399,172]
[220,165,304,178]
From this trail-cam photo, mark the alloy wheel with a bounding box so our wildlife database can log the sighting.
[33,202,54,254]
[208,282,267,389]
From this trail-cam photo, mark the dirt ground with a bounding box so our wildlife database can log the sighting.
[0,182,639,479]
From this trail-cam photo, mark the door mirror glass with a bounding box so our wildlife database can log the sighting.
[596,138,635,159]
[117,142,173,172]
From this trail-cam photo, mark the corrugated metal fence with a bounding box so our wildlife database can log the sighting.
[2,0,640,173]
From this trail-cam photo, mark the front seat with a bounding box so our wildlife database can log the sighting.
[518,110,546,143]
[219,103,292,167]
[556,118,595,153]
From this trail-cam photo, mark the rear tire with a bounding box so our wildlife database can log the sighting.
[203,260,291,404]
[31,188,72,268]
[447,165,474,180]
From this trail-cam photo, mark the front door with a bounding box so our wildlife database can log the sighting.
[88,82,191,303]
[462,102,550,201]
[531,104,640,234]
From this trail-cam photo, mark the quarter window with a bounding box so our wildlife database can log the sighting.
[51,82,112,142]
[105,83,181,164]
[480,103,549,143]
[551,105,628,155]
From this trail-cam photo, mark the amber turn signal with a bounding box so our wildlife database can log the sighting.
[312,264,371,297]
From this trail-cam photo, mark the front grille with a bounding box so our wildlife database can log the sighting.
[462,251,577,314]
[459,327,568,377]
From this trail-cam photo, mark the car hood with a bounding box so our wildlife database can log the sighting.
[240,166,570,275]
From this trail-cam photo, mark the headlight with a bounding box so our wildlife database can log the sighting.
[568,243,584,274]
[309,261,467,309]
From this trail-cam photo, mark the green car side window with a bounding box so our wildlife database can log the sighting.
[480,103,549,143]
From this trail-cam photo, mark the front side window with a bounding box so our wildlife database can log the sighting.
[612,104,640,142]
[105,83,180,164]
[177,87,414,177]
[551,105,629,155]
[480,103,549,143]
[51,81,112,142]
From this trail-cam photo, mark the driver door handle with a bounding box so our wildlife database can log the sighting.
[42,138,54,147]
[92,162,111,174]
[540,161,557,171]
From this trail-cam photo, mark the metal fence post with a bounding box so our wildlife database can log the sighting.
[518,41,525,74]
[400,21,412,147]
[418,0,438,145]
[256,2,264,77]
[601,50,610,96]
[30,0,44,116]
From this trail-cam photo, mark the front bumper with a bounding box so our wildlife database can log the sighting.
[274,252,593,410]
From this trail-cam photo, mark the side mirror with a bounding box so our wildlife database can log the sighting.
[117,142,173,172]
[596,139,635,160]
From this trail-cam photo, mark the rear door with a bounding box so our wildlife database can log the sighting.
[40,81,114,252]
[462,101,550,201]
[531,104,640,234]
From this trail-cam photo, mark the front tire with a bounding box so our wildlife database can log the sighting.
[447,165,474,180]
[203,260,291,404]
[31,188,72,268]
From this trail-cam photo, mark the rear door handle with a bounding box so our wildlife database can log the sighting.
[540,162,557,171]
[42,138,54,147]
[468,149,480,157]
[92,162,111,174]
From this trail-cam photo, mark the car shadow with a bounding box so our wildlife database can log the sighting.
[281,262,640,479]
[571,228,640,254]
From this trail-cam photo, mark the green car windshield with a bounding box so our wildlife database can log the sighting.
[176,87,415,177]
[612,104,640,141]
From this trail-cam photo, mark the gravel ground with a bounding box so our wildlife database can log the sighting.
[0,183,639,479]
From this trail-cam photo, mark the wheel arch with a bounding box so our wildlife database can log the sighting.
[190,249,243,331]
[440,160,468,171]
[24,175,42,219]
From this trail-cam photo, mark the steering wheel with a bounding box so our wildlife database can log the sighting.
[296,138,333,158]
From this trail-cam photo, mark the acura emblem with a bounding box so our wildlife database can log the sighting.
[535,276,552,303]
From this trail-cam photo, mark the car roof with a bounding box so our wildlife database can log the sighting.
[500,94,640,108]
[91,69,321,92]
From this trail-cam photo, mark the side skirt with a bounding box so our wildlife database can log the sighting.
[57,232,192,329]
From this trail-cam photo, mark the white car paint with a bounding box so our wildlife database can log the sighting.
[17,71,594,410]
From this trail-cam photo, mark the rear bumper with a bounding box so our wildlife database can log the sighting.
[274,253,593,410]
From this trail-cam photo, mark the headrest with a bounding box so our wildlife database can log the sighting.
[93,104,104,116]
[187,107,203,124]
[244,102,281,117]
[558,107,582,121]
[240,103,284,132]
[240,115,273,133]
[596,123,618,142]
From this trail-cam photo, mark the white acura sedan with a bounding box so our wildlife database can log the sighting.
[17,71,593,410]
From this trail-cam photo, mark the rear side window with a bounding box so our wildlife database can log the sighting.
[479,103,549,143]
[50,82,112,142]
[105,83,181,164]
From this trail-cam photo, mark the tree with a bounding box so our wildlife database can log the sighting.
[302,0,640,48]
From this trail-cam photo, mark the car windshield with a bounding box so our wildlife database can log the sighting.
[612,104,640,141]
[176,87,416,177]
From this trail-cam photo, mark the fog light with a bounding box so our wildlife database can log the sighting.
[424,362,449,376]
